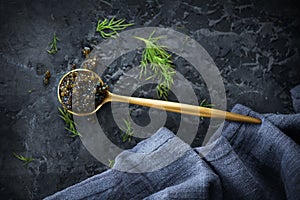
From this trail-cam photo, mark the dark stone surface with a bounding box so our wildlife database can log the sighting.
[0,0,299,199]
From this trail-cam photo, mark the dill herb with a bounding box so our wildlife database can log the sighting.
[199,99,215,120]
[121,118,134,142]
[96,17,134,38]
[13,152,35,167]
[47,33,59,54]
[58,107,81,137]
[134,31,175,99]
[199,99,215,108]
[108,159,115,168]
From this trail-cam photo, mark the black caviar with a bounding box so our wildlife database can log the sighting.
[95,82,108,107]
[59,70,108,113]
[43,70,51,85]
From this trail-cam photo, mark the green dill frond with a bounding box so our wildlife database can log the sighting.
[134,31,175,99]
[58,107,81,137]
[47,33,59,54]
[121,118,134,142]
[199,99,215,108]
[13,152,35,166]
[65,127,81,137]
[96,17,134,38]
[108,159,115,168]
[199,99,215,120]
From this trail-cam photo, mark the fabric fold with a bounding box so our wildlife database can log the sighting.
[45,101,300,200]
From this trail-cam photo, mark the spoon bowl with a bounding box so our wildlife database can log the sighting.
[57,69,108,116]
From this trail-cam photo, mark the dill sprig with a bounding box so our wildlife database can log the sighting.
[58,107,81,137]
[199,99,215,120]
[134,31,175,99]
[47,33,59,54]
[96,17,134,38]
[13,152,35,167]
[108,159,115,168]
[121,118,134,142]
[199,99,215,108]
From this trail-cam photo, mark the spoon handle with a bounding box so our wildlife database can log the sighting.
[109,93,261,124]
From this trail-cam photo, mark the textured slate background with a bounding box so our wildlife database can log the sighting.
[0,0,299,199]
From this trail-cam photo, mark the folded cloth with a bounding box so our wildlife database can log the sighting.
[45,86,300,200]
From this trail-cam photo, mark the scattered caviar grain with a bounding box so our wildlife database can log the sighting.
[43,70,51,85]
[82,47,91,58]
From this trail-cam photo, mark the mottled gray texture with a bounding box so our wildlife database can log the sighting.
[45,101,300,199]
[291,85,300,113]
